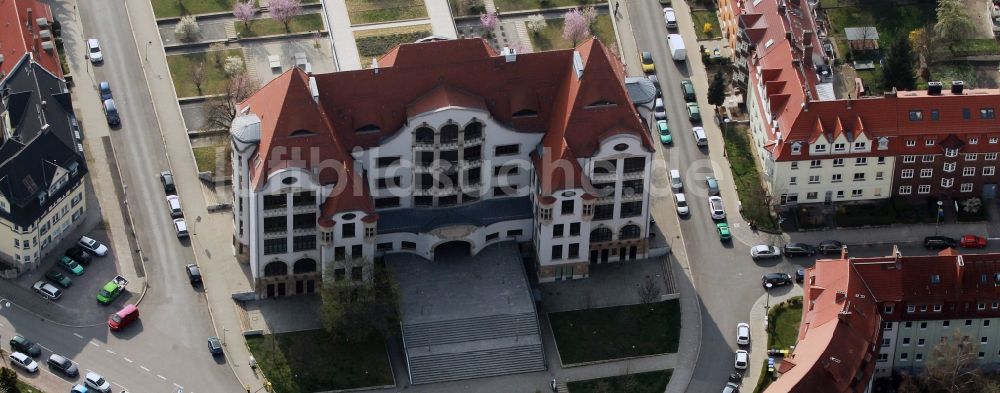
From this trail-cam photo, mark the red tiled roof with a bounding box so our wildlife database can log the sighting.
[0,0,60,77]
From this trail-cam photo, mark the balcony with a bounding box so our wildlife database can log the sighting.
[262,208,287,218]
[263,230,287,240]
[293,227,316,235]
[591,172,616,183]
[464,135,484,145]
[621,171,644,180]
[621,192,643,202]
[292,204,316,214]
[459,159,483,170]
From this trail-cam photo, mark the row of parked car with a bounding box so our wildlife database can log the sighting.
[8,334,115,392]
[160,170,191,238]
[32,236,109,301]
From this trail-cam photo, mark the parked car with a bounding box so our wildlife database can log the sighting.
[640,51,655,73]
[108,304,139,331]
[47,354,79,377]
[65,246,93,265]
[44,270,72,288]
[817,240,844,255]
[960,235,987,248]
[174,218,189,238]
[207,336,223,355]
[166,195,183,218]
[680,79,696,102]
[9,352,38,373]
[102,99,120,126]
[32,281,62,301]
[98,81,113,101]
[647,75,661,97]
[686,102,701,121]
[97,276,128,305]
[723,382,740,393]
[924,236,958,250]
[58,256,84,276]
[78,236,109,256]
[657,120,672,144]
[71,384,88,393]
[663,7,677,28]
[782,243,817,257]
[86,38,103,63]
[673,193,689,216]
[9,335,41,357]
[708,196,726,220]
[85,371,112,393]
[750,245,780,260]
[796,268,805,283]
[734,350,748,370]
[716,222,732,241]
[670,169,683,191]
[653,98,667,120]
[762,272,793,288]
[160,170,176,194]
[186,264,202,285]
[736,322,750,345]
[706,176,720,196]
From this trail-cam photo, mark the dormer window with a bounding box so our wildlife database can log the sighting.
[791,143,802,155]
[909,110,923,121]
[945,148,958,157]
[586,99,616,108]
[833,143,846,152]
[289,129,315,137]
[877,138,889,150]
[512,108,538,117]
[814,144,827,152]
[931,274,941,284]
[356,124,380,133]
[853,141,866,150]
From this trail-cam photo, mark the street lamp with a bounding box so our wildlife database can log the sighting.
[935,200,944,235]
[145,40,152,62]
[764,283,772,329]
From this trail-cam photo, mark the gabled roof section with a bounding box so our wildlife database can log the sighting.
[0,0,61,78]
[406,84,487,118]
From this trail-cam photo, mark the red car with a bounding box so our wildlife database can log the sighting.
[960,235,987,248]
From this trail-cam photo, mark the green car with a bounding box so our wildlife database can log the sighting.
[44,270,72,288]
[97,276,128,305]
[686,102,701,122]
[680,79,696,102]
[657,120,672,144]
[58,256,84,276]
[717,223,732,241]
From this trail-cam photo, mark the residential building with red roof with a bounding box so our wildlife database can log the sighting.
[769,248,1000,391]
[735,0,1000,210]
[0,0,61,78]
[229,38,653,298]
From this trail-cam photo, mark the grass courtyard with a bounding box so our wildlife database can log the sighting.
[151,0,319,18]
[548,299,680,365]
[528,14,615,51]
[165,49,244,98]
[237,13,325,37]
[722,123,777,231]
[754,297,803,393]
[691,10,721,40]
[568,370,673,393]
[246,330,393,393]
[346,0,428,25]
[354,24,433,63]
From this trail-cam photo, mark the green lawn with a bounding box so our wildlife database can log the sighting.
[568,370,673,393]
[549,300,680,365]
[345,0,428,24]
[237,13,325,37]
[528,14,615,51]
[951,39,1000,56]
[825,1,935,47]
[754,297,803,392]
[355,24,433,62]
[925,62,983,88]
[494,0,602,12]
[166,49,244,97]
[18,380,43,393]
[151,0,319,18]
[722,123,778,231]
[691,10,721,40]
[855,63,883,95]
[192,145,230,174]
[246,330,393,393]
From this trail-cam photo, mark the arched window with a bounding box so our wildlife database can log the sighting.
[415,127,435,144]
[289,129,315,137]
[512,108,538,117]
[356,124,380,133]
[590,227,612,242]
[464,122,483,140]
[619,224,641,240]
[441,124,459,143]
[293,258,317,274]
[264,261,288,277]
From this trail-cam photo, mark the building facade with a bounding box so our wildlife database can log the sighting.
[0,54,88,274]
[231,38,653,298]
[735,0,1000,211]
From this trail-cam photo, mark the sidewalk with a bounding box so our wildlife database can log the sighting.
[742,285,802,391]
[785,222,990,247]
[122,1,262,392]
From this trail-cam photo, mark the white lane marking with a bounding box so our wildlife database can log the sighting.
[157,374,167,380]
[73,333,84,339]
[105,349,116,355]
[174,383,183,389]
[123,357,133,363]
[89,341,100,347]
[140,365,150,372]
[113,382,128,390]
[39,345,52,352]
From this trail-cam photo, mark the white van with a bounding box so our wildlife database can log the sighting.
[663,7,677,29]
[708,196,726,220]
[692,126,708,146]
[670,169,683,192]
[668,34,686,61]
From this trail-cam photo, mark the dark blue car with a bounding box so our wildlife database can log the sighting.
[98,81,112,101]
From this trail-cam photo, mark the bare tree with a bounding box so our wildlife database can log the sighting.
[925,330,981,393]
[637,276,661,304]
[208,42,226,67]
[268,0,302,33]
[190,61,206,95]
[203,71,260,130]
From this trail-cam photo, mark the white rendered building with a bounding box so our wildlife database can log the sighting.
[231,38,654,297]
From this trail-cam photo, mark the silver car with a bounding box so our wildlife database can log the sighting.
[166,195,183,218]
[85,371,112,393]
[87,38,103,63]
[9,352,38,373]
[750,245,780,260]
[32,281,62,301]
[706,176,720,196]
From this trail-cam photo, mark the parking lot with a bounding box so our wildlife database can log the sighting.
[12,229,135,326]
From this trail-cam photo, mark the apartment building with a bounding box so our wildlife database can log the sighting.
[0,54,88,274]
[735,0,1000,210]
[769,249,1000,392]
[0,0,61,79]
[231,38,653,298]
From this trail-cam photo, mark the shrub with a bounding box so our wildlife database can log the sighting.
[356,31,432,59]
[224,56,245,75]
[175,15,201,42]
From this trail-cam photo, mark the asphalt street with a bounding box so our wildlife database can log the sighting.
[0,0,244,391]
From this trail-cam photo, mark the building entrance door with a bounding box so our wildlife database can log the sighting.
[296,280,304,294]
[306,280,315,293]
[266,284,275,298]
[629,246,637,260]
[277,283,286,296]
[601,249,609,263]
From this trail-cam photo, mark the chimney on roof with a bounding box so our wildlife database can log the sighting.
[308,76,319,104]
[371,58,379,74]
[786,31,793,42]
[951,80,965,95]
[803,30,814,45]
[778,1,786,14]
[893,244,902,268]
[26,8,33,31]
[928,81,943,95]
[840,245,848,260]
[883,87,898,98]
[501,46,517,63]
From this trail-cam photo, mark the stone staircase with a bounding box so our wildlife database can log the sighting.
[402,312,545,384]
